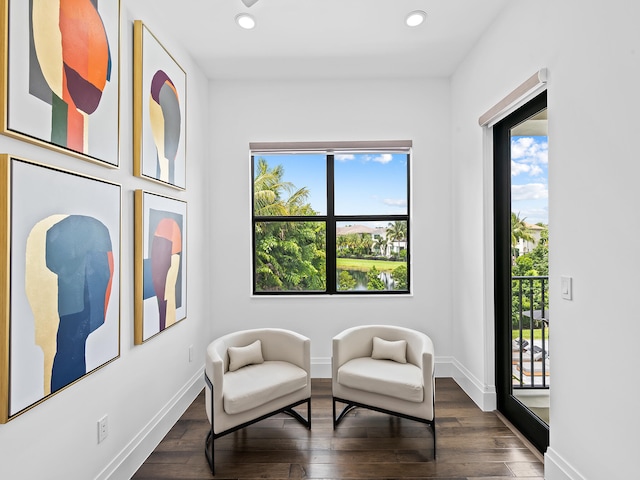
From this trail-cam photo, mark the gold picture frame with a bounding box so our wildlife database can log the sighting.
[134,190,187,344]
[133,20,187,189]
[0,0,120,167]
[0,154,121,423]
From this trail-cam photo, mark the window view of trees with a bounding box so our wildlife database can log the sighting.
[253,158,326,291]
[511,211,549,329]
[252,151,410,294]
[335,221,407,291]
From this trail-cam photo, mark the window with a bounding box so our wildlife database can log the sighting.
[251,142,410,295]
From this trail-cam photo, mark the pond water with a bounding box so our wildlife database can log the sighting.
[336,268,395,291]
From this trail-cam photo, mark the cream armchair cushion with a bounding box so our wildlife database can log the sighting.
[332,325,436,457]
[204,328,311,474]
[223,361,307,414]
[337,357,423,402]
[227,339,264,371]
[371,336,408,363]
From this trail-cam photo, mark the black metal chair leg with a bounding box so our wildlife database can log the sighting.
[333,396,436,460]
[432,421,436,459]
[204,429,214,475]
[332,397,336,429]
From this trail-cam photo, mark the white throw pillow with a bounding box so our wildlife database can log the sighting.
[371,336,407,364]
[228,340,264,372]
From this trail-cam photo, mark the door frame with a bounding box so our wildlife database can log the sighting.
[493,90,549,453]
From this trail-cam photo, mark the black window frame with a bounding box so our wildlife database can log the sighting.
[251,147,411,296]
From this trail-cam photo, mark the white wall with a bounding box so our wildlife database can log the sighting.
[208,78,454,377]
[452,1,640,479]
[450,0,553,413]
[0,3,211,479]
[5,1,637,478]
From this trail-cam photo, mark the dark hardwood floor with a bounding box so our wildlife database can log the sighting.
[133,378,543,479]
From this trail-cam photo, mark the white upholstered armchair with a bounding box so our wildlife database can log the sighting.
[204,328,311,474]
[332,325,436,457]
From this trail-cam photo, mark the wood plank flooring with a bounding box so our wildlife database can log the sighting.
[133,378,543,479]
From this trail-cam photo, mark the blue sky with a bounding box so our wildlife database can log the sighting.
[511,135,548,225]
[256,152,408,220]
[256,143,548,226]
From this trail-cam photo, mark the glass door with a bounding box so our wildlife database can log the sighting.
[494,91,549,453]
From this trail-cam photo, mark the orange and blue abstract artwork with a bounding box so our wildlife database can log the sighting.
[143,209,183,334]
[26,214,114,396]
[149,70,181,184]
[29,0,112,153]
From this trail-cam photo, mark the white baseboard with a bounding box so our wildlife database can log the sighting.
[311,357,332,378]
[441,357,497,411]
[102,357,495,480]
[545,448,586,480]
[95,368,204,480]
[92,360,586,480]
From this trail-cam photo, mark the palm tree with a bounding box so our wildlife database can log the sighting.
[336,234,349,254]
[386,221,407,242]
[253,158,323,291]
[537,225,549,246]
[386,221,407,257]
[375,236,389,257]
[253,157,311,217]
[511,212,534,260]
[359,234,373,255]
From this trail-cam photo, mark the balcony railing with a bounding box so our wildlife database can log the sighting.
[512,275,549,389]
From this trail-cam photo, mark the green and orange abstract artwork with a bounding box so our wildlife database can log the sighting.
[2,0,119,165]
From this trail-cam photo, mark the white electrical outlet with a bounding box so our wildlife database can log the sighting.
[98,415,108,443]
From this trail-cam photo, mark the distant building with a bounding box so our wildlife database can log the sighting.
[335,224,384,237]
[336,224,406,257]
[516,222,546,256]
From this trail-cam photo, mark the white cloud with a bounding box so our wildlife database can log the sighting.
[511,136,549,179]
[383,198,407,207]
[373,153,393,164]
[511,183,548,201]
[335,154,355,161]
[511,137,548,164]
[511,137,535,159]
[511,161,531,176]
[361,153,393,164]
[529,164,543,176]
[517,206,549,225]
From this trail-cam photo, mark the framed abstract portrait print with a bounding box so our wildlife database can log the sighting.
[133,20,186,189]
[0,1,120,167]
[0,155,121,423]
[134,190,187,344]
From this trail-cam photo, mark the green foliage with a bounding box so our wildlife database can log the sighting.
[511,226,549,329]
[392,264,408,290]
[514,255,535,275]
[253,158,410,293]
[254,159,326,291]
[512,239,548,277]
[338,270,357,291]
[255,221,326,291]
[511,212,534,248]
[337,233,374,257]
[386,220,407,242]
[367,266,386,291]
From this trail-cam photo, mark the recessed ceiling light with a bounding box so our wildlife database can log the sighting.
[235,13,256,30]
[405,10,426,27]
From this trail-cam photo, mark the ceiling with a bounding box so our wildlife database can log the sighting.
[512,110,548,137]
[134,0,510,80]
